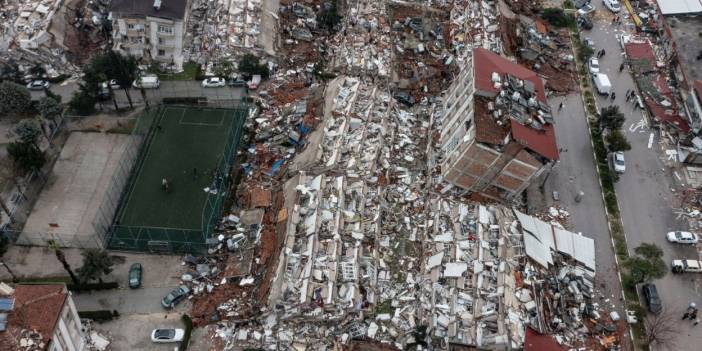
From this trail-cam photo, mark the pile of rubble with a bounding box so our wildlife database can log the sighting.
[0,0,109,77]
[184,1,628,350]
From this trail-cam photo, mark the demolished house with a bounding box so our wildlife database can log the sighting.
[624,40,690,133]
[436,48,559,203]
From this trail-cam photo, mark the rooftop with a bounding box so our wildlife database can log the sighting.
[111,0,189,20]
[0,285,67,350]
[472,48,558,160]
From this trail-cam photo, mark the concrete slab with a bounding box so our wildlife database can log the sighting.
[22,132,128,241]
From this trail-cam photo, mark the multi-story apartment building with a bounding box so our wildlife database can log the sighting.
[0,284,85,351]
[110,0,190,70]
[438,48,559,202]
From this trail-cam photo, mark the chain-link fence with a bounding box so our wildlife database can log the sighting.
[102,104,247,254]
[106,83,245,110]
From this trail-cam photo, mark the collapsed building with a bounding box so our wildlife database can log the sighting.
[436,48,559,203]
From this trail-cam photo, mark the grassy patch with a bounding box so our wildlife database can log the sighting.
[154,62,200,81]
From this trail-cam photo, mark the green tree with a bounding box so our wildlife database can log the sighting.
[68,90,96,116]
[37,96,63,121]
[0,81,32,115]
[238,54,269,78]
[0,61,23,84]
[7,142,46,173]
[13,119,42,145]
[318,0,343,32]
[624,243,666,284]
[214,59,235,78]
[540,8,574,28]
[77,249,115,284]
[600,105,626,130]
[605,130,632,152]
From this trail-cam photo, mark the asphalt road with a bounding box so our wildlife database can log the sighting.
[584,8,702,350]
[544,93,627,325]
[31,80,245,108]
[73,286,184,315]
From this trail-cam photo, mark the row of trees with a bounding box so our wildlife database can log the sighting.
[69,51,139,115]
[47,242,115,285]
[600,105,632,153]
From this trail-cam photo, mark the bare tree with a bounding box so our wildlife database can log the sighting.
[644,310,678,348]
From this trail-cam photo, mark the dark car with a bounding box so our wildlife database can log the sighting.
[227,78,247,87]
[128,263,142,289]
[577,15,593,30]
[161,285,190,309]
[642,284,663,314]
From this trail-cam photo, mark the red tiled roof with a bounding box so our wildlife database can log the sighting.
[0,285,67,350]
[644,96,690,133]
[473,48,547,102]
[524,327,567,351]
[625,42,656,66]
[510,119,559,160]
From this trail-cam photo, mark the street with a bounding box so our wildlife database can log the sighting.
[583,7,702,350]
[31,80,245,108]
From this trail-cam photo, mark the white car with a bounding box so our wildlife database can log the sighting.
[604,0,621,12]
[151,328,185,343]
[108,79,121,89]
[26,80,50,90]
[577,4,596,16]
[612,151,625,173]
[201,77,226,88]
[588,57,600,74]
[672,259,702,273]
[666,231,699,245]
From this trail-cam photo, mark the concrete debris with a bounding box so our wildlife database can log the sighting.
[177,1,628,350]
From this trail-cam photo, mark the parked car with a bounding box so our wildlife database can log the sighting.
[588,57,600,74]
[672,259,702,274]
[26,80,50,90]
[642,284,662,314]
[583,37,595,49]
[108,79,121,89]
[132,75,160,89]
[604,0,621,12]
[97,82,111,100]
[151,328,185,343]
[247,74,262,90]
[201,77,226,88]
[577,4,596,16]
[666,231,699,245]
[577,15,593,30]
[227,78,247,87]
[612,151,625,173]
[161,285,190,308]
[128,263,142,289]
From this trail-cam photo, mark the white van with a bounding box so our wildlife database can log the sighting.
[132,75,160,89]
[593,73,612,95]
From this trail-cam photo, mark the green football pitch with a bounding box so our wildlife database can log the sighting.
[116,106,244,232]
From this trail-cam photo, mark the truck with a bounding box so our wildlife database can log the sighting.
[247,74,261,90]
[671,259,702,273]
[593,73,612,95]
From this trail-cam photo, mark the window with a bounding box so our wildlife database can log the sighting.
[127,23,135,29]
[158,49,166,56]
[157,25,173,34]
[158,37,164,45]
